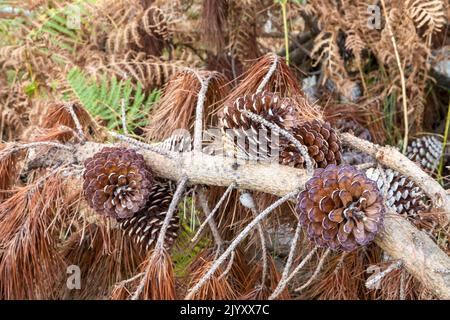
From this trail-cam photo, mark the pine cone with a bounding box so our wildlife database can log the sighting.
[83,147,153,218]
[296,164,385,251]
[220,91,296,159]
[365,167,431,217]
[406,136,443,173]
[280,120,343,168]
[118,181,180,250]
[334,118,372,142]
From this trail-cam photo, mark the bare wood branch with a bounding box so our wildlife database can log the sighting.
[26,140,450,299]
[340,133,450,218]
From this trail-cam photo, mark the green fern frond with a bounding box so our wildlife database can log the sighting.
[66,67,160,133]
[29,2,91,53]
[172,200,211,278]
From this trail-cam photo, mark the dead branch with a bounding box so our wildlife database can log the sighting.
[25,140,450,299]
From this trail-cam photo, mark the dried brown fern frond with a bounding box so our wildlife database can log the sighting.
[227,0,266,65]
[103,52,188,92]
[0,104,24,142]
[406,0,446,37]
[105,6,170,57]
[0,44,49,72]
[88,0,144,50]
[344,29,365,65]
[146,70,230,141]
[186,248,238,300]
[312,29,358,100]
[0,174,68,299]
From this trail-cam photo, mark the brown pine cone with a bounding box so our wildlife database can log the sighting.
[365,167,431,218]
[220,91,297,159]
[296,164,385,251]
[280,120,343,168]
[83,147,153,219]
[118,181,180,250]
[334,118,372,142]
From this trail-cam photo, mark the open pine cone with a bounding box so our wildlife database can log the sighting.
[281,120,342,168]
[296,164,385,251]
[365,167,431,217]
[220,91,296,159]
[83,147,153,219]
[118,180,180,250]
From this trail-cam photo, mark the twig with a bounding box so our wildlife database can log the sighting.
[120,99,129,135]
[116,272,145,287]
[197,189,224,249]
[256,54,279,93]
[191,183,236,244]
[242,110,314,174]
[0,141,73,161]
[155,175,189,251]
[131,266,150,300]
[185,190,298,299]
[193,74,213,152]
[108,131,173,158]
[269,221,302,300]
[294,248,331,292]
[365,260,403,290]
[240,191,268,287]
[269,246,318,300]
[218,251,235,281]
[65,102,86,142]
[380,0,408,153]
